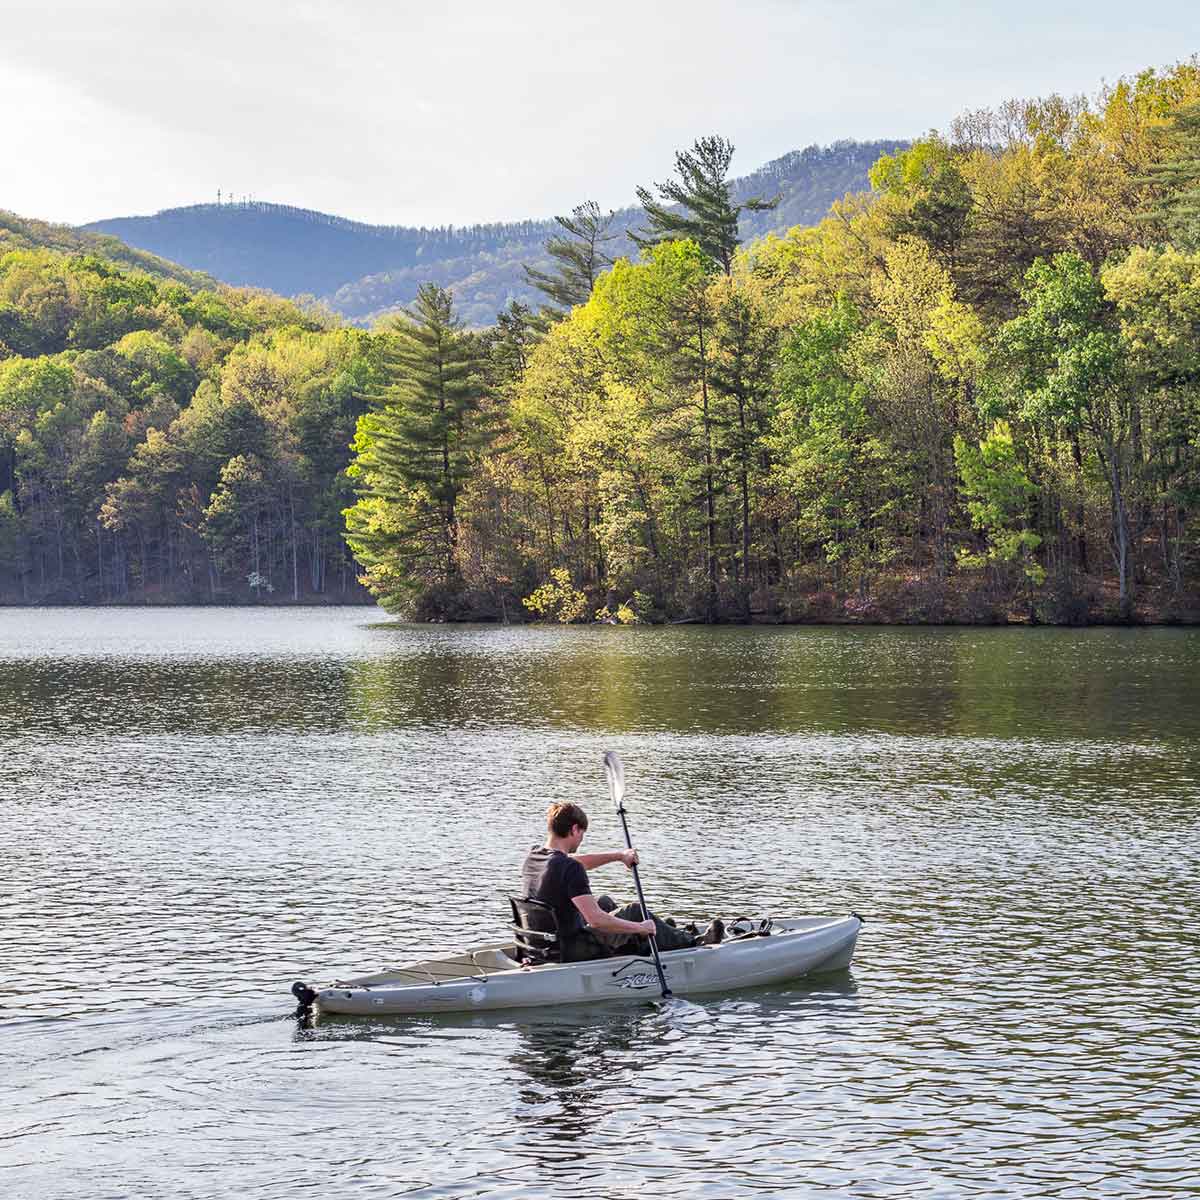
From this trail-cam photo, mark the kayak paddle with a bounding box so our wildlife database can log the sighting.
[603,750,672,1000]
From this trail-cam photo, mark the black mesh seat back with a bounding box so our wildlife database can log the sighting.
[509,895,562,964]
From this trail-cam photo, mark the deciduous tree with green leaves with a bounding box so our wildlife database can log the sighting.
[988,253,1136,616]
[954,420,1044,589]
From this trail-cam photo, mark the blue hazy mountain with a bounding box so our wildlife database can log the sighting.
[82,139,906,326]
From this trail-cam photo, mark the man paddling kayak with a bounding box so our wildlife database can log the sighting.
[521,802,720,962]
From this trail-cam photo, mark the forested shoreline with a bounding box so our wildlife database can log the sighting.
[347,60,1200,625]
[3,60,1200,620]
[0,220,378,604]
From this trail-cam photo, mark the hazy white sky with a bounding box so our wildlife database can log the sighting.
[2,0,1196,227]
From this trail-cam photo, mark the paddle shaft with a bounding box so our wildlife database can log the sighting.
[615,801,672,999]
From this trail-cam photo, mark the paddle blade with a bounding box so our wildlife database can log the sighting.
[603,750,625,806]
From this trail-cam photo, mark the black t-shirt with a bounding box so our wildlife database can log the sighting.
[520,846,591,938]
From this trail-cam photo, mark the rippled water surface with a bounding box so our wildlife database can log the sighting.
[3,609,1198,1198]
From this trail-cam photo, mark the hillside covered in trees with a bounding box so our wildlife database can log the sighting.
[1,211,216,291]
[0,227,380,603]
[348,60,1200,626]
[82,141,905,327]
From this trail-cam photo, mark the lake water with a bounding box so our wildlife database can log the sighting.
[2,608,1198,1199]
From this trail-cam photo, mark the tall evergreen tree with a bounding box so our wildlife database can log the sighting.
[483,300,541,386]
[523,201,618,316]
[346,285,487,600]
[710,286,778,620]
[1141,101,1200,249]
[633,136,778,276]
[600,243,725,620]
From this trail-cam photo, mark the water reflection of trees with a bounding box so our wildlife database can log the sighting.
[340,625,1200,740]
[8,627,1199,746]
[342,627,895,736]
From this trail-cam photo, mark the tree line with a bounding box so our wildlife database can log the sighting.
[348,60,1200,624]
[3,59,1199,620]
[0,246,381,602]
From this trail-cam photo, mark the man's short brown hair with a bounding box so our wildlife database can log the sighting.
[547,802,589,837]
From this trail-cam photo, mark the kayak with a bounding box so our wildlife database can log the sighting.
[294,914,862,1016]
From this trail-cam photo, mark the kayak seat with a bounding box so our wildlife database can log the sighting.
[508,895,562,966]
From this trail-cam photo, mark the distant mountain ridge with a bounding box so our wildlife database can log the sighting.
[82,139,907,325]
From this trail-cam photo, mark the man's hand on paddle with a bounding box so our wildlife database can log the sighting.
[621,848,639,869]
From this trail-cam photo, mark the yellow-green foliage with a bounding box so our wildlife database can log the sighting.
[0,235,380,604]
[595,602,638,624]
[523,567,588,623]
[954,422,1044,584]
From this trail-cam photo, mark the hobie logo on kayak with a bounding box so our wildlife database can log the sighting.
[612,960,670,991]
[616,972,660,991]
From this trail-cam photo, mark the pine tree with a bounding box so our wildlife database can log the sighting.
[347,285,487,600]
[1141,101,1200,249]
[633,136,778,276]
[610,242,726,620]
[523,201,618,316]
[483,300,541,386]
[710,287,778,621]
